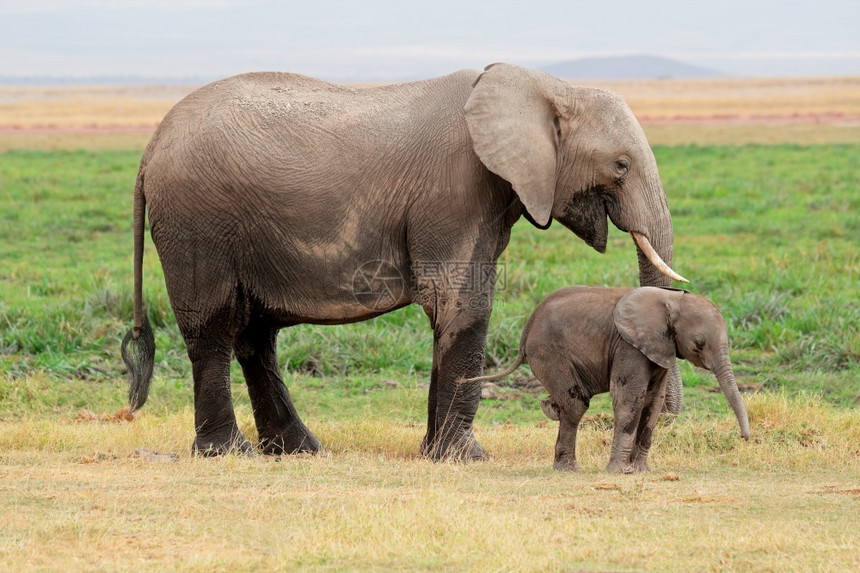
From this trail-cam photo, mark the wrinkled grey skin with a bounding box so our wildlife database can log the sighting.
[122,63,683,460]
[463,286,750,472]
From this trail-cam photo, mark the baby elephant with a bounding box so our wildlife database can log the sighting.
[464,286,750,473]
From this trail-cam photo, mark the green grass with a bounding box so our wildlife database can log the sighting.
[0,145,858,414]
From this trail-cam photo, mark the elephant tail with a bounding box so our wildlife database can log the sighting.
[121,171,155,412]
[459,350,525,384]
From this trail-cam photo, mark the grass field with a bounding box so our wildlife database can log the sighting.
[0,83,859,570]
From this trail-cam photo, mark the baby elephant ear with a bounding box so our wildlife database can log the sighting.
[613,287,680,369]
[540,396,560,421]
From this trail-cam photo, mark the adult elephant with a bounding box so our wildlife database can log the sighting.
[122,63,686,460]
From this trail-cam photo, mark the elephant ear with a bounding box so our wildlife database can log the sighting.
[613,287,682,369]
[465,63,566,227]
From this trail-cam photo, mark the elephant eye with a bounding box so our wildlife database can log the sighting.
[614,157,630,178]
[694,337,706,351]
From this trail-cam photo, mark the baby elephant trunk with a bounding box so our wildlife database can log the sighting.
[712,358,750,439]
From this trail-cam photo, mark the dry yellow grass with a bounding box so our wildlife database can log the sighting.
[0,84,193,128]
[598,76,860,145]
[640,122,860,146]
[1,393,858,571]
[581,76,860,119]
[0,129,154,151]
[1,76,859,149]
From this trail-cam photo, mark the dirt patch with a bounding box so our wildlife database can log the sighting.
[0,125,156,133]
[809,485,860,496]
[680,493,740,504]
[639,112,860,125]
[75,407,141,423]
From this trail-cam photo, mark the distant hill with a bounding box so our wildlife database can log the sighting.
[540,55,723,80]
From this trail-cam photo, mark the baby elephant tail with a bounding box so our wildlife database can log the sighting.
[459,350,526,384]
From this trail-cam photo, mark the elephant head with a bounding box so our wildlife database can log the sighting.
[464,63,685,287]
[613,287,751,439]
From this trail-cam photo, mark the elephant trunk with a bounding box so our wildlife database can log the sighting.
[712,355,751,439]
[631,232,687,283]
[633,177,677,289]
[632,177,685,414]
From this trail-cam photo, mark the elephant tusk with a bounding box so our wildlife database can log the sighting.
[630,231,689,283]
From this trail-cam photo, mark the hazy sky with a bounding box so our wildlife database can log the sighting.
[1,0,858,80]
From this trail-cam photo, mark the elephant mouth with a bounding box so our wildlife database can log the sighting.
[552,187,687,283]
[556,187,610,253]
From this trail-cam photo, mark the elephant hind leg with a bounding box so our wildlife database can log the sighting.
[158,223,255,455]
[180,306,253,456]
[234,323,322,455]
[190,348,253,456]
[531,360,590,471]
[553,400,588,471]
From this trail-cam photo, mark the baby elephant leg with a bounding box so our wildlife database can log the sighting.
[607,346,653,473]
[631,373,668,472]
[544,391,589,471]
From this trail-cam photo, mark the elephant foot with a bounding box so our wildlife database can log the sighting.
[632,456,652,473]
[420,428,488,462]
[258,422,323,455]
[606,460,635,474]
[553,458,579,472]
[192,431,254,457]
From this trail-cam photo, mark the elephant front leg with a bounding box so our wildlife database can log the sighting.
[234,324,322,455]
[631,372,668,472]
[606,348,651,473]
[606,401,642,474]
[420,302,490,461]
